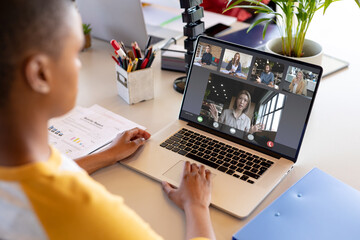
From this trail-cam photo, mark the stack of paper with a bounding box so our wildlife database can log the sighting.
[161,44,186,72]
[48,105,145,159]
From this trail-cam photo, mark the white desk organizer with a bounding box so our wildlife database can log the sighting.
[115,64,154,104]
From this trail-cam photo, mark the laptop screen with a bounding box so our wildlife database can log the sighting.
[180,36,322,161]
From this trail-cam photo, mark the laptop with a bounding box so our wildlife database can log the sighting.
[123,35,323,218]
[75,0,182,50]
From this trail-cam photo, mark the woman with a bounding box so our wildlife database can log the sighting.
[209,90,262,134]
[224,52,243,76]
[289,70,307,96]
[0,1,215,239]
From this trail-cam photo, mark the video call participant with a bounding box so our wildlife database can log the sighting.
[289,70,307,96]
[220,52,245,77]
[0,1,215,240]
[200,45,213,65]
[256,64,274,87]
[209,90,263,134]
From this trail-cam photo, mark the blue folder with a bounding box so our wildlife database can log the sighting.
[233,168,360,240]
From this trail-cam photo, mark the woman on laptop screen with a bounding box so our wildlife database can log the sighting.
[209,90,263,134]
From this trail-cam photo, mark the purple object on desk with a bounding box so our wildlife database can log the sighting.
[218,24,280,49]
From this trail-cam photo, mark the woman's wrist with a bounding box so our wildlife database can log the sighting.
[184,202,209,216]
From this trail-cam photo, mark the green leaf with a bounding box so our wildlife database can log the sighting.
[246,18,272,33]
[355,0,360,7]
[262,20,273,39]
[224,0,274,13]
[226,5,271,12]
[323,0,332,14]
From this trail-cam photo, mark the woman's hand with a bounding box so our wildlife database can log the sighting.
[162,162,212,211]
[105,128,151,162]
[250,123,263,134]
[209,104,219,122]
[162,162,215,240]
[75,128,151,174]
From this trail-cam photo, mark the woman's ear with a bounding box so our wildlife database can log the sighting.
[24,54,51,94]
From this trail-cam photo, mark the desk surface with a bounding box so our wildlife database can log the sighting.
[77,3,360,239]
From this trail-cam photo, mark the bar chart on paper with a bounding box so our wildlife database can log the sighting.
[48,105,145,159]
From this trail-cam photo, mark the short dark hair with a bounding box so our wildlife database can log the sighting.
[0,0,74,107]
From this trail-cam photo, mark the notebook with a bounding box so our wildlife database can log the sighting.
[122,35,323,218]
[233,168,360,240]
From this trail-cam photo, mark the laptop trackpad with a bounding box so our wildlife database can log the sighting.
[163,160,216,185]
[163,160,184,185]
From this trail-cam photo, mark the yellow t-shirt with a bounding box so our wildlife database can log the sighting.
[0,147,208,240]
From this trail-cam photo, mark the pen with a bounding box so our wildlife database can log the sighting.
[127,50,135,61]
[136,58,143,70]
[140,58,149,69]
[112,56,120,66]
[132,43,138,59]
[145,46,152,59]
[145,36,152,50]
[123,57,128,70]
[132,58,138,72]
[146,51,156,68]
[127,61,133,72]
[134,42,142,58]
[117,56,123,67]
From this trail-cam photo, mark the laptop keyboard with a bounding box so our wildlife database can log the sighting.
[160,128,274,184]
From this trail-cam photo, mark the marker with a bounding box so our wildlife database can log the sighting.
[110,39,120,51]
[120,41,126,53]
[117,48,127,58]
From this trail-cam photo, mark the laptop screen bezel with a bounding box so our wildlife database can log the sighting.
[178,35,323,163]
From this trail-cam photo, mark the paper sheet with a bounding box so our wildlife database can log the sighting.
[48,105,145,159]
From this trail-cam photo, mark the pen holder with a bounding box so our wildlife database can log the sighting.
[115,64,154,104]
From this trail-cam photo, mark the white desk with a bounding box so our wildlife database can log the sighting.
[77,3,360,239]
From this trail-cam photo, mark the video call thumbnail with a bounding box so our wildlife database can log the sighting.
[193,42,222,71]
[249,57,285,90]
[219,49,253,80]
[199,73,286,146]
[283,66,319,98]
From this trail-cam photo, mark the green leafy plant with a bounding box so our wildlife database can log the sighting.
[224,0,360,57]
[83,23,92,35]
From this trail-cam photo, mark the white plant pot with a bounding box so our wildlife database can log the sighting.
[265,37,323,66]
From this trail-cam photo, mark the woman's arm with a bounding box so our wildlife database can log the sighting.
[209,104,219,122]
[162,162,215,240]
[75,128,151,174]
[302,80,307,96]
[226,61,232,70]
[236,63,242,73]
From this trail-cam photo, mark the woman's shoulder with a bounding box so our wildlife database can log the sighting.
[223,108,232,114]
[241,113,251,121]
